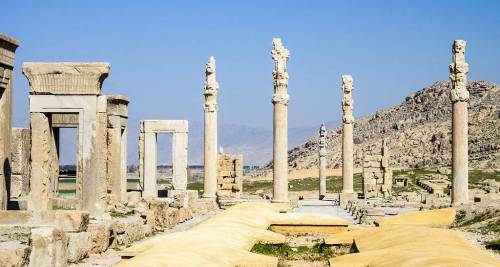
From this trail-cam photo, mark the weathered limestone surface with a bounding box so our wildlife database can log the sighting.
[0,210,89,232]
[66,232,90,263]
[0,240,30,267]
[28,227,67,267]
[271,38,290,203]
[139,120,189,197]
[318,123,327,199]
[0,34,20,210]
[449,40,470,205]
[203,57,219,198]
[216,152,243,208]
[28,113,54,211]
[106,95,129,202]
[10,128,31,201]
[22,62,109,95]
[362,140,393,198]
[341,75,354,193]
[24,63,111,217]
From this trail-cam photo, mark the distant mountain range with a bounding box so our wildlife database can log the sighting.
[261,81,499,171]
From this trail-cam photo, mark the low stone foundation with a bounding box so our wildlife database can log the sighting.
[0,190,218,266]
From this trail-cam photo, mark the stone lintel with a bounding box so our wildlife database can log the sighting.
[0,33,20,68]
[23,62,110,95]
[140,120,188,133]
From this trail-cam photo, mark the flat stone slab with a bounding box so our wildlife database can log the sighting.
[0,210,89,232]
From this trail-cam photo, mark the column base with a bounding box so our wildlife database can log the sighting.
[339,192,356,209]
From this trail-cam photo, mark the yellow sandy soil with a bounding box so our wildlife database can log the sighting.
[375,207,456,227]
[115,202,349,267]
[115,205,499,267]
[326,208,499,267]
[254,168,362,180]
[327,225,499,267]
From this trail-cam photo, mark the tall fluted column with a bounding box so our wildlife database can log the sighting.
[318,123,327,200]
[271,38,291,203]
[449,40,469,205]
[203,57,219,198]
[341,75,354,193]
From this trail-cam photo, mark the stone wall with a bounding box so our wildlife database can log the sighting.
[216,152,243,208]
[0,191,218,265]
[362,140,392,198]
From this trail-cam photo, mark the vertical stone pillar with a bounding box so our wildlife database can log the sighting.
[203,57,218,198]
[341,75,354,193]
[271,38,291,203]
[0,34,19,209]
[172,131,188,190]
[143,132,157,197]
[29,113,54,211]
[318,123,327,200]
[449,40,469,205]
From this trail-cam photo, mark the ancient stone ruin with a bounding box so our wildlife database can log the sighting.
[318,123,327,200]
[216,151,243,208]
[203,56,218,199]
[0,34,20,210]
[271,38,290,203]
[362,140,393,198]
[138,120,188,196]
[449,40,470,205]
[0,30,495,266]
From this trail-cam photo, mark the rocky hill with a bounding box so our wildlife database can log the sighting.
[263,81,499,171]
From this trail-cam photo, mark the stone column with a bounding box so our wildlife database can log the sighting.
[271,38,291,203]
[143,132,157,197]
[449,40,469,205]
[28,113,54,211]
[318,123,327,200]
[203,57,218,198]
[0,34,20,209]
[341,75,354,194]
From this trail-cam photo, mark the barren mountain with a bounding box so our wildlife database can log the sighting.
[263,81,499,171]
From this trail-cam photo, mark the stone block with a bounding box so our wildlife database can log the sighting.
[28,227,67,267]
[0,210,89,232]
[87,222,111,254]
[9,174,29,199]
[0,241,30,267]
[112,217,145,249]
[166,207,179,227]
[168,190,187,208]
[66,232,90,263]
[10,128,31,175]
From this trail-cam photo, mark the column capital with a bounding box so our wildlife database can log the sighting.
[204,56,219,96]
[342,75,354,124]
[449,40,469,103]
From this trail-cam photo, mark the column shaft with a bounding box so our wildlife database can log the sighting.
[452,101,468,204]
[342,123,353,193]
[273,102,288,202]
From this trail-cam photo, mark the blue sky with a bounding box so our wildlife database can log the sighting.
[2,1,499,130]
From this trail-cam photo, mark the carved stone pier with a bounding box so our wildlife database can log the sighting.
[271,38,290,203]
[341,75,354,194]
[203,57,219,198]
[318,123,327,200]
[449,40,469,205]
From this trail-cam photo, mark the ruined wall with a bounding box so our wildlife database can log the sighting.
[362,140,392,198]
[0,34,20,209]
[216,153,243,199]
